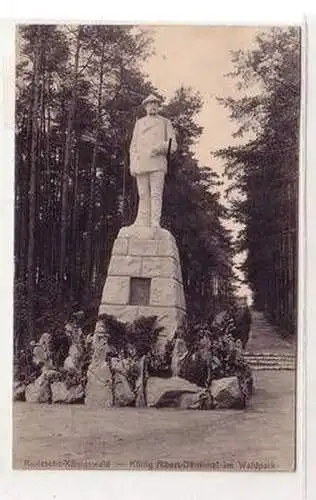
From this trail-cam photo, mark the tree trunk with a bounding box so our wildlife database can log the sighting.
[84,40,106,301]
[45,77,52,277]
[70,147,80,298]
[59,27,82,301]
[26,26,41,340]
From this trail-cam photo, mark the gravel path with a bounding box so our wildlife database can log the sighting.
[13,370,295,471]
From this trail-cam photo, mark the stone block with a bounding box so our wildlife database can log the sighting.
[118,225,170,240]
[157,236,179,257]
[112,238,128,256]
[107,255,142,276]
[150,278,185,308]
[141,256,178,279]
[98,304,139,324]
[129,238,158,256]
[100,276,130,305]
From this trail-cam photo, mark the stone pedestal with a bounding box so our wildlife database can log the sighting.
[98,225,186,346]
[85,225,186,408]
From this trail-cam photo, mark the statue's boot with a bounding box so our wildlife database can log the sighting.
[134,202,151,227]
[151,192,163,228]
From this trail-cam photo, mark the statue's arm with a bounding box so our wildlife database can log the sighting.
[167,120,177,153]
[152,118,177,156]
[129,120,139,156]
[129,120,139,175]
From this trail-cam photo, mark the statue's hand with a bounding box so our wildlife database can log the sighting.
[151,142,168,156]
[130,155,139,176]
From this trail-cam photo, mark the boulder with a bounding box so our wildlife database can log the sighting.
[85,361,113,408]
[31,333,54,370]
[178,390,213,410]
[135,386,146,408]
[211,376,243,409]
[113,372,135,407]
[13,381,26,402]
[64,344,83,371]
[64,356,76,371]
[146,376,202,408]
[41,368,60,381]
[90,334,111,365]
[170,338,188,376]
[25,374,51,403]
[51,382,84,404]
[135,355,148,408]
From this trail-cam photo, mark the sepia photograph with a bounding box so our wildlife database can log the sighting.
[12,23,301,472]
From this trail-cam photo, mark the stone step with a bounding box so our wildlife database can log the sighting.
[249,363,295,370]
[245,355,295,359]
[245,358,295,365]
[245,355,295,360]
[243,351,295,370]
[251,365,295,371]
[246,363,295,370]
[246,361,295,367]
[245,352,295,357]
[249,360,294,363]
[246,362,295,367]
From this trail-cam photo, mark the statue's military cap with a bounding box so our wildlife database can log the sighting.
[141,94,161,106]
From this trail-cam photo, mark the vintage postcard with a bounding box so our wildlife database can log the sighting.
[11,22,302,475]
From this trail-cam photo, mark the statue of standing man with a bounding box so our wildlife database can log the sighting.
[129,94,177,228]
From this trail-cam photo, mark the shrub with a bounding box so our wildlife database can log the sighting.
[178,320,253,403]
[99,314,165,358]
[98,314,173,378]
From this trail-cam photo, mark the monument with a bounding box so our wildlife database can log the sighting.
[86,94,186,406]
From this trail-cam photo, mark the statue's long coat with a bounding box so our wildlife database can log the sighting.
[129,114,177,176]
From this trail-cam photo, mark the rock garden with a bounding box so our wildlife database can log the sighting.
[13,310,253,410]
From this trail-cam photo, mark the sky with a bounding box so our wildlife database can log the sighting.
[142,26,263,167]
[141,25,268,301]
